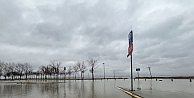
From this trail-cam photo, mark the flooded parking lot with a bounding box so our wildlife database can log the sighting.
[133,79,194,98]
[0,79,194,98]
[0,79,130,98]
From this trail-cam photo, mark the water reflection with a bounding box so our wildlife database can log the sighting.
[137,79,141,90]
[37,83,59,98]
[103,80,106,98]
[67,80,72,92]
[0,85,2,95]
[63,82,66,98]
[0,80,132,98]
[64,80,88,98]
[150,79,152,90]
[90,81,95,98]
[81,81,85,98]
[1,84,32,98]
[76,81,85,98]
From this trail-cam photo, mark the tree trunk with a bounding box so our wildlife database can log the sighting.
[91,68,94,80]
[26,74,28,80]
[20,75,22,80]
[92,72,94,80]
[83,73,84,80]
[81,72,83,79]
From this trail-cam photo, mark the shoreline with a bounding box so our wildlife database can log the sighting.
[0,77,128,81]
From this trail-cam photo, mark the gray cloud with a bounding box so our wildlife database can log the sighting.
[0,0,194,77]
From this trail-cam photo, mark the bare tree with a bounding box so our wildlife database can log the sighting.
[49,61,61,79]
[15,63,25,80]
[0,62,17,80]
[39,65,47,79]
[76,61,87,80]
[67,66,73,79]
[7,62,15,79]
[73,65,79,79]
[80,62,87,80]
[76,61,82,79]
[39,61,61,80]
[0,61,33,80]
[87,58,98,80]
[39,65,54,79]
[23,63,33,80]
[0,61,4,80]
[2,63,9,80]
[46,65,53,79]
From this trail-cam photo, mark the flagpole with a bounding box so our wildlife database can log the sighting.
[128,30,133,91]
[131,54,133,91]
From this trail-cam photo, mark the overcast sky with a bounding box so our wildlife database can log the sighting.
[0,0,194,77]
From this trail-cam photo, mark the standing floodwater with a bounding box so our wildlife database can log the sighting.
[0,80,130,98]
[0,79,194,98]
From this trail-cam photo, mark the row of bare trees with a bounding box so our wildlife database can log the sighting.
[0,58,98,80]
[39,61,62,79]
[74,61,87,79]
[38,58,98,80]
[73,58,98,80]
[0,61,33,80]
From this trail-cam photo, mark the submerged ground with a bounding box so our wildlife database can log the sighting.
[0,79,194,98]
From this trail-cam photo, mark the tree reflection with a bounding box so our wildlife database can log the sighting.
[75,81,87,98]
[88,81,95,98]
[81,81,85,98]
[37,83,59,98]
[67,80,87,98]
[67,80,72,92]
[2,84,32,97]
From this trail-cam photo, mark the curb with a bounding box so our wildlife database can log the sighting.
[117,86,143,98]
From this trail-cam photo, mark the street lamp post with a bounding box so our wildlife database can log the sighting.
[113,71,115,79]
[103,63,105,79]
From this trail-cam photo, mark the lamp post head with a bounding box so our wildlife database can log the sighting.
[103,63,105,65]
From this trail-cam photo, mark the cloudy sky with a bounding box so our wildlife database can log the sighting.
[0,0,194,77]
